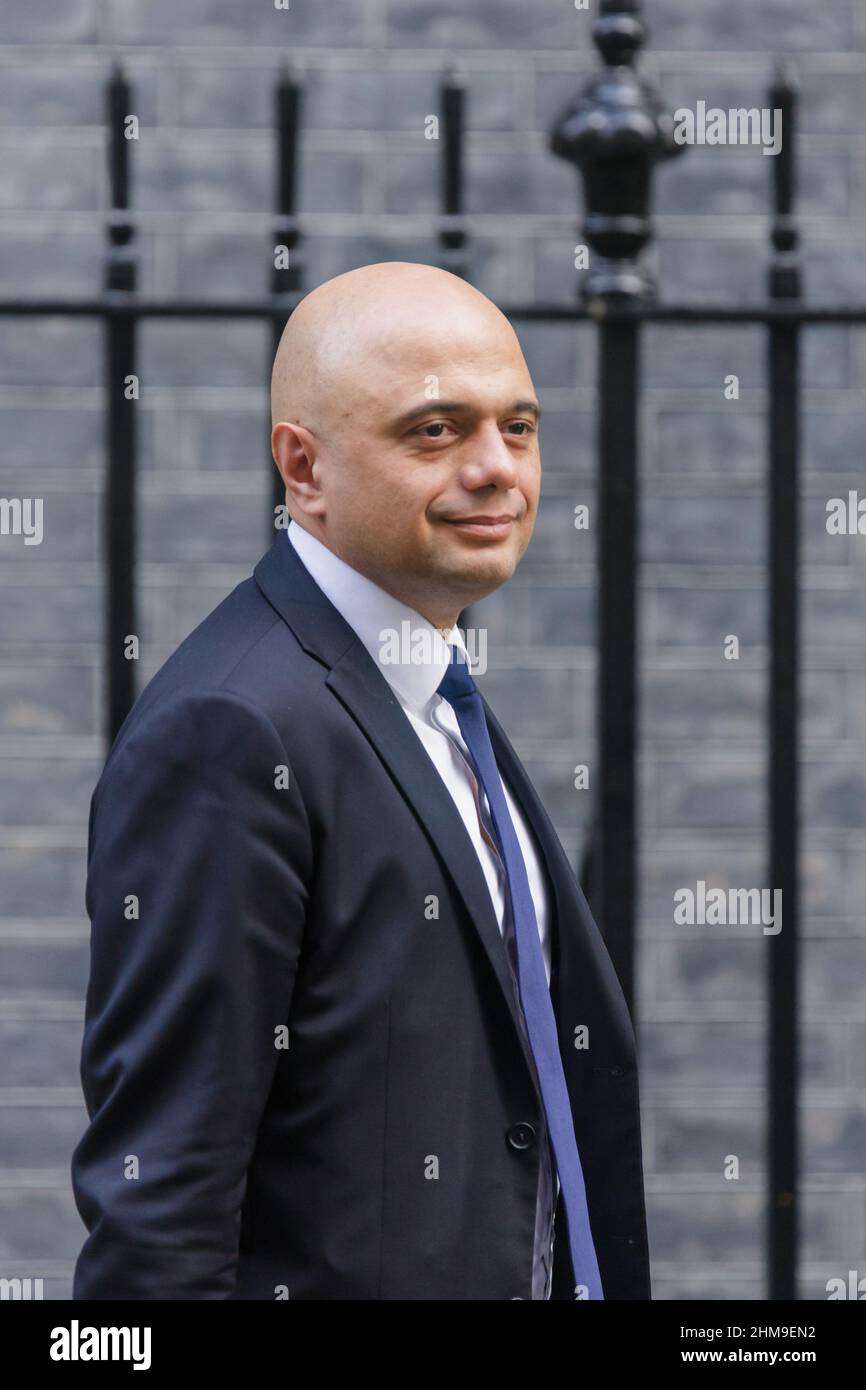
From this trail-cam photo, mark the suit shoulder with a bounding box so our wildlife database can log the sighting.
[97,573,301,782]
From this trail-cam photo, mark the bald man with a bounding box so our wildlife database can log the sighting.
[71,263,651,1301]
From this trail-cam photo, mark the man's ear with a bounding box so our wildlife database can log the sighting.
[272,421,324,520]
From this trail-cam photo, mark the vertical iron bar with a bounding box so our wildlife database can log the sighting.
[597,317,639,1010]
[271,63,304,526]
[439,64,470,633]
[767,61,801,1302]
[439,67,467,280]
[104,63,138,744]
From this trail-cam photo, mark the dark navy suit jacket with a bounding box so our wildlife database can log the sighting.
[71,527,651,1300]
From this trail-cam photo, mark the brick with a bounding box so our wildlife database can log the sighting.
[0,576,102,648]
[532,418,596,477]
[654,1106,763,1171]
[138,488,266,566]
[0,1017,87,1089]
[0,487,98,561]
[465,149,576,218]
[535,64,608,133]
[0,1189,88,1260]
[525,582,595,648]
[0,756,99,823]
[802,939,866,1004]
[0,1103,98,1170]
[646,1191,763,1262]
[515,757,595,839]
[0,140,99,212]
[105,0,364,46]
[658,146,771,218]
[139,573,252,650]
[517,321,593,389]
[642,325,763,390]
[134,135,270,213]
[845,674,866,742]
[532,239,591,306]
[0,234,101,298]
[656,404,764,476]
[803,589,866,652]
[174,232,268,300]
[799,1191,857,1263]
[650,1271,764,1299]
[803,406,866,473]
[186,408,269,472]
[523,487,595,566]
[0,319,100,387]
[656,760,763,828]
[639,841,845,930]
[648,585,765,647]
[0,665,94,736]
[385,0,589,51]
[1,942,88,1005]
[642,493,764,565]
[0,846,86,916]
[649,0,853,52]
[139,320,267,387]
[464,235,535,306]
[801,327,849,389]
[658,237,766,303]
[805,752,866,826]
[0,0,97,43]
[649,937,765,1004]
[278,233,431,290]
[0,406,102,470]
[475,664,591,741]
[798,71,866,135]
[803,1105,866,1171]
[0,65,158,128]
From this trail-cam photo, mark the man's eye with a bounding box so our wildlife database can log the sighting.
[412,420,535,438]
[413,422,451,437]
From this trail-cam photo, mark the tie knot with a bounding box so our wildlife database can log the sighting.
[436,644,477,703]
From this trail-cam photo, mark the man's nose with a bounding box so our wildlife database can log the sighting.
[459,432,521,489]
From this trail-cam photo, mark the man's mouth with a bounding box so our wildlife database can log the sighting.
[441,515,515,540]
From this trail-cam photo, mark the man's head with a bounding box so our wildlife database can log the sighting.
[270,261,541,630]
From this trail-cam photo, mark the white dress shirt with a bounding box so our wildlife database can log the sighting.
[286,521,560,1299]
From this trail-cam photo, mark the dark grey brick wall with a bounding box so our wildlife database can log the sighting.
[0,0,863,1301]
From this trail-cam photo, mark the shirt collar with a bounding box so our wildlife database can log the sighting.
[286,522,471,712]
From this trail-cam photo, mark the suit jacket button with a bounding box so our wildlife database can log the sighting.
[507,1122,537,1151]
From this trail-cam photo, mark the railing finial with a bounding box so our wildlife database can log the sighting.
[549,0,683,303]
[768,59,801,301]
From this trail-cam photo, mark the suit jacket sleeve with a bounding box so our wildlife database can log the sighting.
[71,688,312,1298]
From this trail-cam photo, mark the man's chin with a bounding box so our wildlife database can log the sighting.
[441,556,516,602]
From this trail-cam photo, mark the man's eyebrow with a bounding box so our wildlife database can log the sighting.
[392,398,542,429]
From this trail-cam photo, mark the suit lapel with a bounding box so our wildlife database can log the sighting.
[480,704,568,991]
[253,531,530,1048]
[483,698,637,1064]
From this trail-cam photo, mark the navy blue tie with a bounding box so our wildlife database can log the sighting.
[437,644,604,1300]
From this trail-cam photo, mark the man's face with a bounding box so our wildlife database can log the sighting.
[300,311,540,627]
